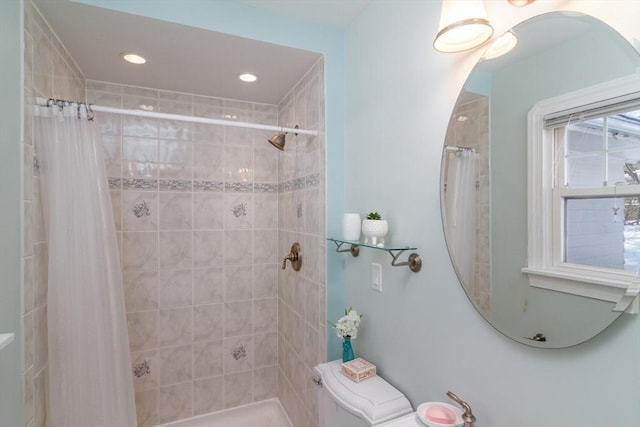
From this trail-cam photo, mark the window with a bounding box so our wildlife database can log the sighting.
[524,75,640,312]
[559,110,640,271]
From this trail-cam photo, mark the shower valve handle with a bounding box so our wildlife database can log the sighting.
[282,242,302,271]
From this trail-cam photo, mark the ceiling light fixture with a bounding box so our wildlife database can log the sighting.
[122,52,146,64]
[238,73,258,83]
[433,0,494,53]
[482,30,518,60]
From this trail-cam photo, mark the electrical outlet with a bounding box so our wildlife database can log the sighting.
[371,263,382,292]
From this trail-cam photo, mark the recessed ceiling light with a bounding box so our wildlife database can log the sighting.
[238,73,257,83]
[122,52,146,64]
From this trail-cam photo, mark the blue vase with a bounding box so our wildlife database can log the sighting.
[342,336,355,362]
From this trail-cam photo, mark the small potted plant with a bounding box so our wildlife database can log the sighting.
[361,212,388,245]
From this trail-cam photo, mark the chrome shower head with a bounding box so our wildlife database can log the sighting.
[267,125,299,151]
[268,131,287,151]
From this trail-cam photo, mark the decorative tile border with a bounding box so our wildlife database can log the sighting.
[254,183,279,193]
[193,180,224,192]
[306,173,320,187]
[108,177,122,189]
[293,177,306,191]
[122,178,158,191]
[279,181,293,193]
[109,175,319,193]
[160,179,192,192]
[225,182,253,193]
[279,173,320,193]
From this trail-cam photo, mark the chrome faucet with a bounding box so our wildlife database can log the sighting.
[447,391,476,427]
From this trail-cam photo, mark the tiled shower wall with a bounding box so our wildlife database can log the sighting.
[23,2,86,426]
[276,60,327,427]
[23,2,327,425]
[445,95,491,312]
[87,80,286,425]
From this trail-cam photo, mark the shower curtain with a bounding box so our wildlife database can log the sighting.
[444,149,478,297]
[34,102,136,427]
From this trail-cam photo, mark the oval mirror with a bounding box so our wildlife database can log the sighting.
[441,11,640,348]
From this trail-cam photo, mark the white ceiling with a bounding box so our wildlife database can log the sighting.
[234,0,370,28]
[33,0,369,104]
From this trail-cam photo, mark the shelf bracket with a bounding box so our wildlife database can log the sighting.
[388,250,422,272]
[332,241,360,257]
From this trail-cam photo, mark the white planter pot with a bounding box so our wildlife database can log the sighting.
[361,219,388,245]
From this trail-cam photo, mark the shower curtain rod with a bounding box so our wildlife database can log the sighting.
[35,97,318,136]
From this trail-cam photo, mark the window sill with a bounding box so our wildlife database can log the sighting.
[522,266,640,313]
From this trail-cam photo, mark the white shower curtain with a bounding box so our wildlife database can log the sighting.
[34,102,136,427]
[444,149,478,295]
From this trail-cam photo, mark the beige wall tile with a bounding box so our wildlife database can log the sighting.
[159,382,192,424]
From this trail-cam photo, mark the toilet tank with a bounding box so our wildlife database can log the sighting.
[315,360,412,427]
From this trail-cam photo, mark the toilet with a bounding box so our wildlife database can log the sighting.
[315,360,413,427]
[377,413,423,427]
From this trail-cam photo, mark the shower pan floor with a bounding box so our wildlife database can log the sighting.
[157,398,293,427]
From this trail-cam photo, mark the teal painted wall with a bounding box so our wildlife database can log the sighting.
[344,1,640,427]
[0,0,24,426]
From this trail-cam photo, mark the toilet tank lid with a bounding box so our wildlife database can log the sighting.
[315,360,412,425]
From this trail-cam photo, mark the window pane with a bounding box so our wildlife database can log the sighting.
[626,160,640,185]
[609,151,640,185]
[565,121,605,187]
[565,197,640,271]
[608,109,640,151]
[608,108,640,185]
[565,110,640,188]
[566,153,605,187]
[567,119,604,155]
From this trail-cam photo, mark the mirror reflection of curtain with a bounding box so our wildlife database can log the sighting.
[445,150,479,301]
[34,103,137,426]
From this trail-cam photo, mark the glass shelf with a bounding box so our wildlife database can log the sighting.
[326,238,422,272]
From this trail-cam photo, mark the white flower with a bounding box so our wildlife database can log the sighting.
[329,307,363,340]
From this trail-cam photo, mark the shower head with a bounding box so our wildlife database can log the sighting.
[268,132,287,150]
[267,125,299,151]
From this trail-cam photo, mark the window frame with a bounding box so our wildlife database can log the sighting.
[524,73,640,313]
